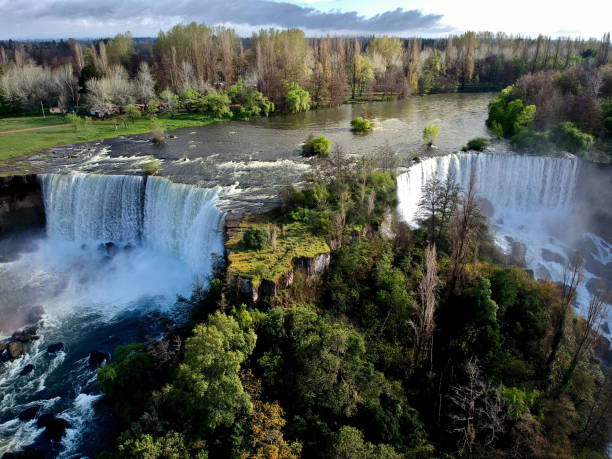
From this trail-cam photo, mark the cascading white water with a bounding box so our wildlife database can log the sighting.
[144,177,225,275]
[40,172,225,277]
[397,153,579,226]
[397,152,611,339]
[0,173,226,457]
[40,173,144,244]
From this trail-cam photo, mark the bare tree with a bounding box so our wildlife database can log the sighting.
[544,251,583,380]
[449,167,484,290]
[411,244,439,368]
[133,62,156,103]
[556,292,609,395]
[447,358,506,455]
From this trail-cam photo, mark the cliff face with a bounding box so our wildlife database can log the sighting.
[0,175,45,235]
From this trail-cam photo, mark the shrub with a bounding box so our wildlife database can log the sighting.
[144,155,161,175]
[151,121,165,145]
[463,137,489,151]
[422,123,440,146]
[225,83,274,118]
[302,135,331,157]
[511,130,553,154]
[285,82,310,114]
[197,92,231,118]
[486,86,536,137]
[66,112,90,131]
[350,117,373,133]
[123,105,142,123]
[243,226,268,250]
[549,121,594,153]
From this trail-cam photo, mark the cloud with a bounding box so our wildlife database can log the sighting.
[0,0,449,38]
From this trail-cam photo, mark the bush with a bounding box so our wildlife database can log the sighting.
[144,155,161,175]
[549,121,594,153]
[511,130,553,154]
[66,112,91,131]
[422,123,440,146]
[197,92,231,118]
[243,226,268,250]
[302,135,331,157]
[350,117,373,133]
[123,105,142,123]
[462,137,489,151]
[486,86,536,137]
[225,83,274,118]
[151,120,165,144]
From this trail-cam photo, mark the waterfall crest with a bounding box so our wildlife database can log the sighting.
[397,153,580,226]
[40,173,144,243]
[40,173,224,276]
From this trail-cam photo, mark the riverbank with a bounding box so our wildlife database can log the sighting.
[0,113,224,169]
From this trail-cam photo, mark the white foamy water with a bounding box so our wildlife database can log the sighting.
[1,172,225,456]
[397,152,611,337]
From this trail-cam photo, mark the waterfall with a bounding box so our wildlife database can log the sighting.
[40,173,145,244]
[144,177,225,275]
[397,153,580,226]
[39,173,224,276]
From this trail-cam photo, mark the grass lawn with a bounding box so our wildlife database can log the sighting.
[226,219,330,287]
[0,113,224,163]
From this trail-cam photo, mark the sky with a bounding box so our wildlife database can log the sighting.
[0,0,610,40]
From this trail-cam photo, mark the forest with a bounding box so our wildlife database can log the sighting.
[85,149,612,458]
[1,26,611,116]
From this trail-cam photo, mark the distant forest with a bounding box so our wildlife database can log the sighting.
[0,25,611,114]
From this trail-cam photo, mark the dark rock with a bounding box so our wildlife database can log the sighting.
[18,406,40,421]
[603,321,610,335]
[88,350,108,366]
[541,248,565,264]
[586,277,612,300]
[37,415,70,441]
[12,326,39,343]
[19,364,34,376]
[7,341,25,359]
[594,335,612,367]
[478,197,495,218]
[47,342,64,353]
[509,241,527,268]
[536,265,552,280]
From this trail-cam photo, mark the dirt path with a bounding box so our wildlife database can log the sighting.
[0,124,67,135]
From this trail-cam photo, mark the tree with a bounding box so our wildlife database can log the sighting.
[243,226,268,250]
[123,104,142,124]
[331,426,400,459]
[133,62,156,104]
[449,167,484,289]
[285,82,310,113]
[197,92,231,118]
[411,244,439,369]
[422,124,440,146]
[417,173,460,247]
[169,312,256,432]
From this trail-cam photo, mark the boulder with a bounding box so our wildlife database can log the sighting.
[12,326,39,343]
[603,321,610,335]
[37,414,70,441]
[18,406,40,421]
[88,350,108,366]
[7,341,25,359]
[47,342,64,353]
[509,242,527,268]
[541,248,565,264]
[586,277,612,300]
[19,364,34,377]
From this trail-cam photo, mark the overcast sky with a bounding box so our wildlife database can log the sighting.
[0,0,610,40]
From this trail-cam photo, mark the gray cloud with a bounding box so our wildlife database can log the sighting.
[0,0,450,38]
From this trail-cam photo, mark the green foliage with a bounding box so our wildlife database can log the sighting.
[242,226,269,250]
[511,129,553,154]
[419,50,446,95]
[97,344,155,423]
[502,386,540,421]
[169,312,256,432]
[117,431,205,459]
[487,86,536,137]
[331,426,400,459]
[147,99,161,114]
[463,137,489,151]
[422,123,440,146]
[284,82,310,113]
[302,135,331,157]
[549,121,594,153]
[180,88,201,111]
[159,90,179,112]
[196,92,231,118]
[144,155,161,175]
[350,117,373,133]
[123,105,142,123]
[66,112,91,132]
[225,82,274,118]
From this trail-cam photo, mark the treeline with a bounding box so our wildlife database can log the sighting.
[487,62,612,156]
[1,26,611,114]
[93,152,611,458]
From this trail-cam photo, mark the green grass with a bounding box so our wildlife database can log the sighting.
[0,113,224,163]
[226,219,330,287]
